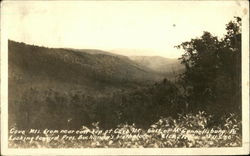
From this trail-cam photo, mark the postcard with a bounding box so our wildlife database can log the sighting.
[1,0,249,155]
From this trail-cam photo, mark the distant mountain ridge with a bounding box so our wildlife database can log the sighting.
[70,48,184,74]
[8,40,171,99]
[129,55,184,74]
[67,48,124,57]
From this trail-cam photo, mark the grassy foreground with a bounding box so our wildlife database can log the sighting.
[9,112,241,148]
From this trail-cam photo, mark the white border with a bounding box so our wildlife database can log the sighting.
[1,0,249,155]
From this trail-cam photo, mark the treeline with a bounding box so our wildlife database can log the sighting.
[10,79,185,129]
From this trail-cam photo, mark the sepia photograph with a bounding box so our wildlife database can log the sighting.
[1,0,249,155]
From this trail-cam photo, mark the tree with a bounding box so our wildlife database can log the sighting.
[175,17,241,115]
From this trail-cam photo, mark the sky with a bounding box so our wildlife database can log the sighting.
[2,1,247,58]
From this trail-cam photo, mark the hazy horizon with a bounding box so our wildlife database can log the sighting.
[8,39,180,59]
[3,1,246,58]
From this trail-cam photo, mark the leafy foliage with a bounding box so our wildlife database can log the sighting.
[10,79,184,129]
[175,17,241,115]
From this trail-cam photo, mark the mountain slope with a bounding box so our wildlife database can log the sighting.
[129,56,184,74]
[8,40,164,98]
[8,40,182,129]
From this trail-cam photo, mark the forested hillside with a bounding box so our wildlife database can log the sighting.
[8,40,180,129]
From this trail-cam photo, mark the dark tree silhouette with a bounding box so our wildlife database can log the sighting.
[175,17,241,115]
